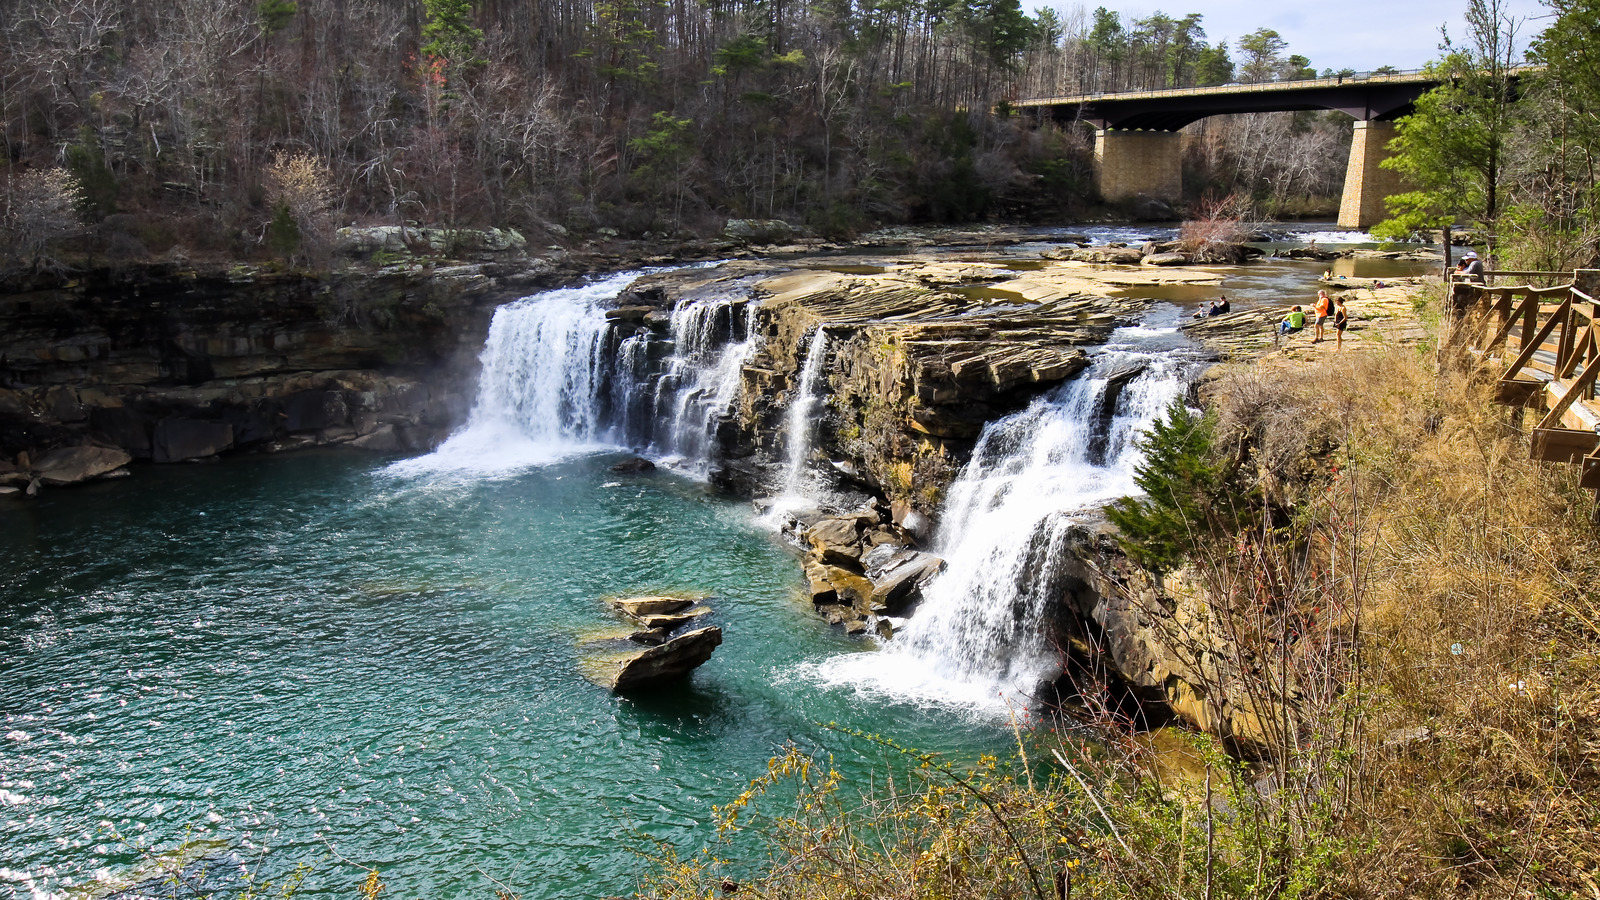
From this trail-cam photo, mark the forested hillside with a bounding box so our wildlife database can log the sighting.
[0,0,1355,264]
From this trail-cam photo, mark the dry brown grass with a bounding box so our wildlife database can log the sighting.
[1204,329,1600,898]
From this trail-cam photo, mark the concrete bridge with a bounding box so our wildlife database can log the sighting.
[1015,69,1534,228]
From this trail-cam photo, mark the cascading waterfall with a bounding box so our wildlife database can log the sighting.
[777,327,830,498]
[654,299,760,477]
[811,313,1195,707]
[392,267,759,478]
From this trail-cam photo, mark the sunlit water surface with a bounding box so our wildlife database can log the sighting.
[0,452,1007,900]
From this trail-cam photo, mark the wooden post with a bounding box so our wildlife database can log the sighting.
[1442,225,1453,277]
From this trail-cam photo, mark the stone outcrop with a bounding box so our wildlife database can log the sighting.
[1039,516,1294,753]
[0,261,558,485]
[775,500,945,634]
[607,626,724,691]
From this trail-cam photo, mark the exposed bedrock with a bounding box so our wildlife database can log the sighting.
[0,262,553,469]
[623,261,1152,517]
[1048,519,1294,754]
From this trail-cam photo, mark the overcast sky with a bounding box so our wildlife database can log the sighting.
[1044,0,1554,73]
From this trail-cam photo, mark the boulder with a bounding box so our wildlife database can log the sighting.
[609,456,657,474]
[608,626,723,691]
[805,561,840,604]
[351,424,403,452]
[806,517,863,567]
[1141,252,1190,267]
[152,418,235,463]
[865,549,946,615]
[32,446,134,486]
[612,596,694,617]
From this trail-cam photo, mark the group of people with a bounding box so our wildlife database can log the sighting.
[1191,295,1231,318]
[1279,289,1350,349]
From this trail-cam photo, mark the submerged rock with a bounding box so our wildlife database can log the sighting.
[610,456,657,474]
[608,626,723,691]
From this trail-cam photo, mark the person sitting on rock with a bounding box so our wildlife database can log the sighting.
[1209,295,1230,316]
[1279,305,1306,335]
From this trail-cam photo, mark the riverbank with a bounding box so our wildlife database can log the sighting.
[641,282,1600,900]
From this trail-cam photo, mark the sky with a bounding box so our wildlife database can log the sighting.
[1047,0,1555,73]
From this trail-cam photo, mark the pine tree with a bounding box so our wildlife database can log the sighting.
[1106,401,1255,573]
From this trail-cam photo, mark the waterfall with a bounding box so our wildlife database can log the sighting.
[777,328,830,499]
[809,313,1196,708]
[654,299,760,478]
[390,267,759,478]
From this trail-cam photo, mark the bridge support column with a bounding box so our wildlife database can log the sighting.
[1337,120,1403,229]
[1093,129,1182,204]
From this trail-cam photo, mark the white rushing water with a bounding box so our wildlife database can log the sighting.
[390,267,758,479]
[655,299,760,478]
[809,311,1195,709]
[780,327,830,496]
[390,272,639,476]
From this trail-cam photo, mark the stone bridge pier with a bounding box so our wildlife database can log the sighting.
[1093,129,1182,205]
[1336,120,1403,229]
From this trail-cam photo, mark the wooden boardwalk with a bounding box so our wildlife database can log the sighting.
[1462,269,1600,487]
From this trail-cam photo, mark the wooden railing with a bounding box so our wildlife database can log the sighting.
[1461,268,1600,487]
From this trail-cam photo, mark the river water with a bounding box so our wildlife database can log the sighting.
[0,453,1007,899]
[0,223,1435,900]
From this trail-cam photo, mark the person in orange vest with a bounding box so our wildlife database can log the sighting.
[1312,289,1332,343]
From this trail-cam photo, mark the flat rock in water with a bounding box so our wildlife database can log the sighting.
[636,606,711,630]
[33,446,133,485]
[609,626,723,691]
[612,596,694,617]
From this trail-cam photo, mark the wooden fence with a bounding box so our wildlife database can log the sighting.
[1459,268,1600,488]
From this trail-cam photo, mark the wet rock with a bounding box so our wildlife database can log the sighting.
[612,596,695,617]
[32,445,133,485]
[0,459,27,487]
[864,548,946,615]
[806,517,863,567]
[152,418,234,463]
[351,424,402,452]
[1273,247,1340,261]
[608,626,723,691]
[610,457,657,474]
[628,627,673,646]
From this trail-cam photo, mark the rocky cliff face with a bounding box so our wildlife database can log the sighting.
[621,261,1150,518]
[0,261,556,489]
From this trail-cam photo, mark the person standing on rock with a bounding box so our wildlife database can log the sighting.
[1334,295,1349,350]
[1312,290,1332,343]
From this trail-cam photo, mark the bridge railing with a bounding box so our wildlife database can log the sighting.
[1461,270,1600,485]
[1015,64,1543,109]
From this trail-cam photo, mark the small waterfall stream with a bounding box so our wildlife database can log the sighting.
[778,328,830,498]
[812,312,1196,707]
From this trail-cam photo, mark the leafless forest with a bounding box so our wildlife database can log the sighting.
[0,0,1356,261]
